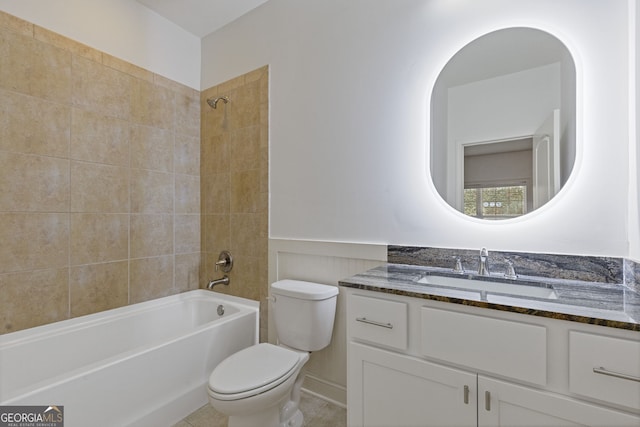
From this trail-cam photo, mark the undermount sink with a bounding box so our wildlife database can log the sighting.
[417,274,559,300]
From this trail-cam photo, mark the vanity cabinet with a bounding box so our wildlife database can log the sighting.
[346,290,640,427]
[350,342,476,427]
[477,375,638,427]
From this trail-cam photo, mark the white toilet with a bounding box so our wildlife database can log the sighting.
[207,280,339,427]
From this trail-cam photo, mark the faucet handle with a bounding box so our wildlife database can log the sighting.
[453,257,464,274]
[215,250,233,273]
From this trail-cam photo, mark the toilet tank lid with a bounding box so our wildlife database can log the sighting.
[271,280,338,300]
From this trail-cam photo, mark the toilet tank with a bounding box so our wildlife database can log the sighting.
[271,280,339,352]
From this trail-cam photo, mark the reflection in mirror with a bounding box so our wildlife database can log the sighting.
[430,28,576,220]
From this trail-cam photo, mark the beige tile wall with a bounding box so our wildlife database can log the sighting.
[201,67,269,342]
[0,11,201,333]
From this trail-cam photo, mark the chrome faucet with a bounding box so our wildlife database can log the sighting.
[478,247,490,276]
[207,275,230,290]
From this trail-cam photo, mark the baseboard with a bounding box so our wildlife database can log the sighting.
[302,374,347,408]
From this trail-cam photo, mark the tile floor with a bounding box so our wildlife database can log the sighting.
[173,392,346,427]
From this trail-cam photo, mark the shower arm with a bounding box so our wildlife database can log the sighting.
[207,96,229,109]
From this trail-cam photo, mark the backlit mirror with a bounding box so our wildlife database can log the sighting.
[430,27,576,220]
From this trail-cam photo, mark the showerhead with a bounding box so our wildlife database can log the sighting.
[207,96,229,109]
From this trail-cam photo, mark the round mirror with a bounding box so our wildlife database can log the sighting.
[430,27,576,220]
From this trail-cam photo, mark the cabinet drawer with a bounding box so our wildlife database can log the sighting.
[348,294,408,350]
[569,331,640,411]
[421,307,547,385]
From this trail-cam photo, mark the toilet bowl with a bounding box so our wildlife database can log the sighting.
[207,280,338,427]
[207,343,309,427]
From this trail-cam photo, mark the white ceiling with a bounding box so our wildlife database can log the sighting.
[136,0,269,38]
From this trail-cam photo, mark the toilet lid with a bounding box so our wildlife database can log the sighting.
[209,343,301,395]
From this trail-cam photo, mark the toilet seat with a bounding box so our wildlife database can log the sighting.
[208,343,303,401]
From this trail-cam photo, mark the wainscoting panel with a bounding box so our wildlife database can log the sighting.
[269,239,386,406]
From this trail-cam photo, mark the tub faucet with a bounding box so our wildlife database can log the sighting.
[478,247,490,276]
[207,275,230,290]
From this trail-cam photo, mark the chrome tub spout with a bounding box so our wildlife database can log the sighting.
[207,275,230,290]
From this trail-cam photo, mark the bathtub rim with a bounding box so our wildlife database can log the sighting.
[0,290,260,425]
[0,289,259,346]
[0,290,260,404]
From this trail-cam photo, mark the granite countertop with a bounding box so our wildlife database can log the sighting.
[339,263,640,332]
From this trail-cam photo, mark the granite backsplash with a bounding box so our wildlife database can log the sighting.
[388,246,640,293]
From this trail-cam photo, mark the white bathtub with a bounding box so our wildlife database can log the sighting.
[0,290,259,427]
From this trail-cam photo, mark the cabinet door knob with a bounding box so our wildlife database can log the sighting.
[485,391,491,411]
[463,385,469,404]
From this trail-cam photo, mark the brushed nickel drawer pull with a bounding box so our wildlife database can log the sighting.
[463,385,469,404]
[355,317,393,329]
[593,367,640,383]
[485,391,491,411]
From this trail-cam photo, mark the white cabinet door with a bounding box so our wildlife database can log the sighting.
[479,376,640,427]
[348,342,476,427]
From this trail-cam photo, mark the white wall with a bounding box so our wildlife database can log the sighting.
[203,0,633,257]
[0,0,200,89]
[631,0,640,262]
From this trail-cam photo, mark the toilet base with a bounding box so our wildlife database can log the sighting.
[280,400,303,427]
[227,407,280,427]
[284,408,303,427]
[226,399,302,427]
